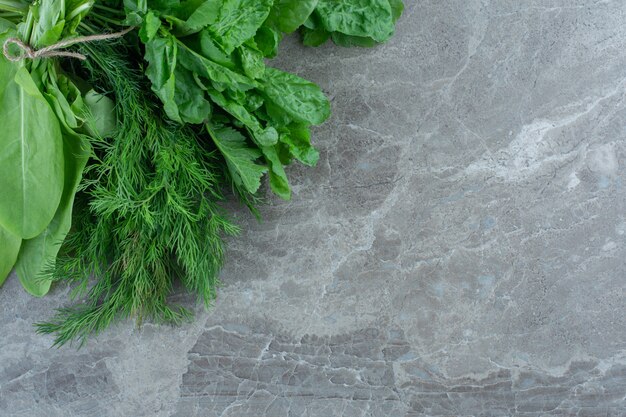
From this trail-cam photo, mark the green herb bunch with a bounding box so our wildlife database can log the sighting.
[38,41,238,346]
[0,0,404,346]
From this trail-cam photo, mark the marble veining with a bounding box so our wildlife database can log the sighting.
[2,1,626,416]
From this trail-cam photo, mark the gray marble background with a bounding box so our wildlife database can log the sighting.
[2,1,626,416]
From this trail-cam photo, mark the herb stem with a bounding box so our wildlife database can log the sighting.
[92,3,125,16]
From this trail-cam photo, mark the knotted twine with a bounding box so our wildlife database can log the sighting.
[2,26,134,62]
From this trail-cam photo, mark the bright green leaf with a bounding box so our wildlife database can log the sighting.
[261,145,291,200]
[0,225,21,287]
[268,0,318,33]
[16,133,90,297]
[301,26,330,46]
[210,0,273,54]
[280,124,319,166]
[145,35,181,123]
[139,11,162,42]
[254,25,281,58]
[207,124,267,193]
[185,0,220,32]
[0,64,64,239]
[83,89,117,138]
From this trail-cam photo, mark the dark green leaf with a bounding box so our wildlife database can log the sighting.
[262,67,330,125]
[261,145,291,200]
[315,0,395,43]
[174,67,212,124]
[331,32,377,48]
[185,0,220,32]
[145,35,181,122]
[301,26,330,46]
[254,25,281,58]
[207,124,267,193]
[388,0,404,22]
[280,124,319,166]
[209,0,273,54]
[238,44,265,79]
[268,0,318,33]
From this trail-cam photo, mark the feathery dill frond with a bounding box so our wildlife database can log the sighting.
[37,40,239,347]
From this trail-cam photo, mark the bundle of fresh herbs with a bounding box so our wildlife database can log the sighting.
[0,0,403,346]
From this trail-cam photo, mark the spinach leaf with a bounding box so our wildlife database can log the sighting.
[0,63,64,239]
[83,90,117,138]
[207,124,267,194]
[315,0,395,43]
[0,226,21,287]
[280,124,319,167]
[267,0,318,34]
[261,67,330,126]
[16,132,90,297]
[145,35,181,122]
[261,144,291,200]
[209,0,273,54]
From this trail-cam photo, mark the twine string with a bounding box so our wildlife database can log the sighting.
[2,26,134,62]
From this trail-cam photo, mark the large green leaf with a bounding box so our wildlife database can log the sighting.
[331,32,377,48]
[16,133,89,297]
[83,89,117,138]
[174,66,212,124]
[207,125,267,194]
[206,88,277,146]
[210,0,273,54]
[261,144,291,200]
[145,35,181,123]
[268,0,318,33]
[184,0,220,32]
[0,64,64,239]
[261,67,330,126]
[315,0,395,43]
[280,124,319,167]
[177,38,257,91]
[388,0,404,22]
[0,225,21,286]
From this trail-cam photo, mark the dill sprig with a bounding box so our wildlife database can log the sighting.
[36,41,239,347]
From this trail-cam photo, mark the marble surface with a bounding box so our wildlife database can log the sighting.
[2,1,626,416]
